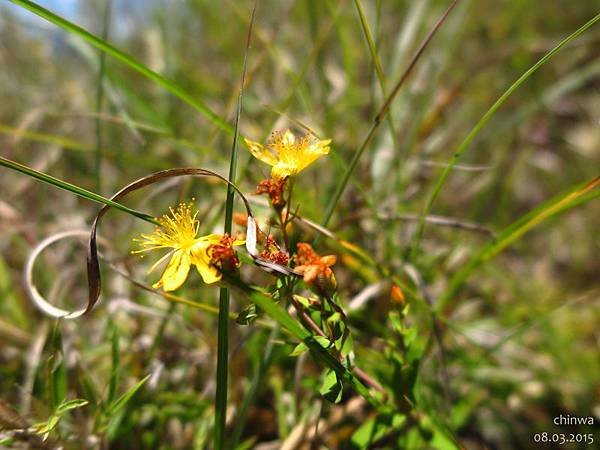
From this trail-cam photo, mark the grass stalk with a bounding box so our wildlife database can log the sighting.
[214,4,256,449]
[410,12,600,258]
[0,156,157,225]
[437,176,600,314]
[94,0,111,194]
[353,0,398,147]
[228,325,279,449]
[319,0,458,233]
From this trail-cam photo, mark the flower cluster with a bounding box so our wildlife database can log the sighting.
[133,129,335,293]
[132,202,243,291]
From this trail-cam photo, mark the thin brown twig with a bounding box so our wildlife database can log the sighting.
[332,209,495,236]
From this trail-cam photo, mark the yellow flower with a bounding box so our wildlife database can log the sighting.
[132,202,243,291]
[244,129,331,179]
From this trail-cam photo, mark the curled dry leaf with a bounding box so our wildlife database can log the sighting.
[85,168,299,315]
[25,168,307,319]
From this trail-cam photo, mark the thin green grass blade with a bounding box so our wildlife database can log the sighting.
[107,323,119,405]
[228,326,279,450]
[67,35,146,145]
[0,123,175,169]
[354,0,386,94]
[353,0,398,145]
[437,176,600,314]
[9,0,233,135]
[215,4,256,449]
[411,12,600,257]
[47,322,67,411]
[484,58,600,144]
[0,122,217,166]
[94,0,111,193]
[0,124,93,152]
[106,374,150,416]
[0,156,157,225]
[319,0,458,233]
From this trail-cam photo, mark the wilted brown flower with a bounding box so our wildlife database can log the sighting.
[233,212,249,227]
[255,177,287,208]
[293,242,337,295]
[259,235,289,265]
[208,234,244,273]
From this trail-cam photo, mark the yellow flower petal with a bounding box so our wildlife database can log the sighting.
[271,162,298,179]
[244,138,277,166]
[315,138,331,154]
[197,234,226,245]
[190,241,221,284]
[147,249,175,274]
[155,250,191,292]
[195,262,222,284]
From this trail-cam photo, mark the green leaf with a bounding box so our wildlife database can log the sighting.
[292,294,312,308]
[55,399,88,415]
[327,312,341,324]
[31,398,88,441]
[314,336,332,349]
[30,414,60,438]
[107,374,150,415]
[339,332,354,360]
[350,413,406,449]
[319,369,343,404]
[236,304,258,325]
[289,342,308,357]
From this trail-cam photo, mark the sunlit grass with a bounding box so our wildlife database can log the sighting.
[0,1,598,449]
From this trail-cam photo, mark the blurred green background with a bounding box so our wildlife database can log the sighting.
[0,0,599,448]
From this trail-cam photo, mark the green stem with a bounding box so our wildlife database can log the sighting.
[94,0,111,193]
[214,287,230,450]
[353,0,398,149]
[214,5,255,449]
[228,325,280,449]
